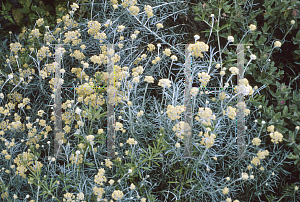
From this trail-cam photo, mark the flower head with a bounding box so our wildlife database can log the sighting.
[274,41,282,48]
[249,24,256,31]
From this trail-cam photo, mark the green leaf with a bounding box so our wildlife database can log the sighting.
[2,2,6,10]
[73,134,84,141]
[62,185,72,192]
[20,7,30,14]
[274,112,281,120]
[66,163,73,168]
[282,106,288,116]
[84,162,95,167]
[5,2,12,10]
[140,167,151,171]
[8,17,14,24]
[167,181,179,184]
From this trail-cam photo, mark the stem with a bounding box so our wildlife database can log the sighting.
[142,83,148,110]
[92,144,99,170]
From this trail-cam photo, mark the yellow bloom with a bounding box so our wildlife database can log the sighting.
[223,187,229,195]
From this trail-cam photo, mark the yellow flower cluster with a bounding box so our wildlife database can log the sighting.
[117,25,125,32]
[257,150,269,160]
[129,6,139,16]
[14,151,35,179]
[163,48,171,56]
[131,65,144,77]
[127,137,137,145]
[252,137,261,146]
[198,72,211,86]
[69,152,83,166]
[105,158,113,169]
[147,44,155,51]
[87,21,101,36]
[158,78,171,88]
[112,190,124,200]
[195,107,216,126]
[121,0,137,8]
[219,92,227,101]
[270,131,283,144]
[93,186,105,200]
[75,82,95,98]
[115,122,123,131]
[249,24,256,31]
[172,121,191,139]
[36,18,44,27]
[94,168,107,185]
[224,106,236,120]
[251,156,260,166]
[241,172,249,180]
[37,46,52,60]
[70,50,85,60]
[63,192,75,202]
[144,5,154,18]
[166,105,185,121]
[134,53,146,64]
[10,42,22,54]
[90,54,107,66]
[188,41,209,58]
[137,110,144,117]
[234,78,253,96]
[267,125,275,133]
[44,32,56,44]
[144,76,154,83]
[170,55,177,61]
[94,32,107,42]
[200,132,216,149]
[156,23,163,29]
[29,28,42,39]
[229,67,239,75]
[152,56,161,64]
[63,30,81,46]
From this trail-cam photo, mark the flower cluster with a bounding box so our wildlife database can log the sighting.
[252,137,261,146]
[70,50,85,60]
[147,43,155,51]
[37,46,52,60]
[105,158,113,169]
[36,18,44,27]
[144,76,154,83]
[63,30,82,45]
[166,105,185,121]
[10,42,22,54]
[234,78,254,96]
[195,107,216,126]
[270,131,283,144]
[69,152,83,166]
[188,41,209,58]
[129,6,139,16]
[200,131,216,149]
[198,72,211,86]
[156,23,163,29]
[158,78,172,88]
[127,138,137,145]
[172,121,191,139]
[274,41,282,48]
[144,5,154,18]
[229,67,239,75]
[190,87,199,97]
[163,48,171,56]
[94,168,107,185]
[249,24,256,31]
[87,21,101,36]
[111,190,124,201]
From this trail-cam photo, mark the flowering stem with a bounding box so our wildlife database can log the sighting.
[91,144,99,170]
[142,83,148,110]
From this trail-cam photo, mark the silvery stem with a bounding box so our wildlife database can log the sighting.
[142,83,148,110]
